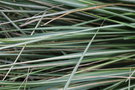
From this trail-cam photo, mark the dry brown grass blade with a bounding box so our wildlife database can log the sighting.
[42,3,120,26]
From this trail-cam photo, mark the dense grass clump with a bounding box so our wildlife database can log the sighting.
[0,0,135,90]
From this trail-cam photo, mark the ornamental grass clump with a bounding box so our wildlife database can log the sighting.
[0,0,135,90]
